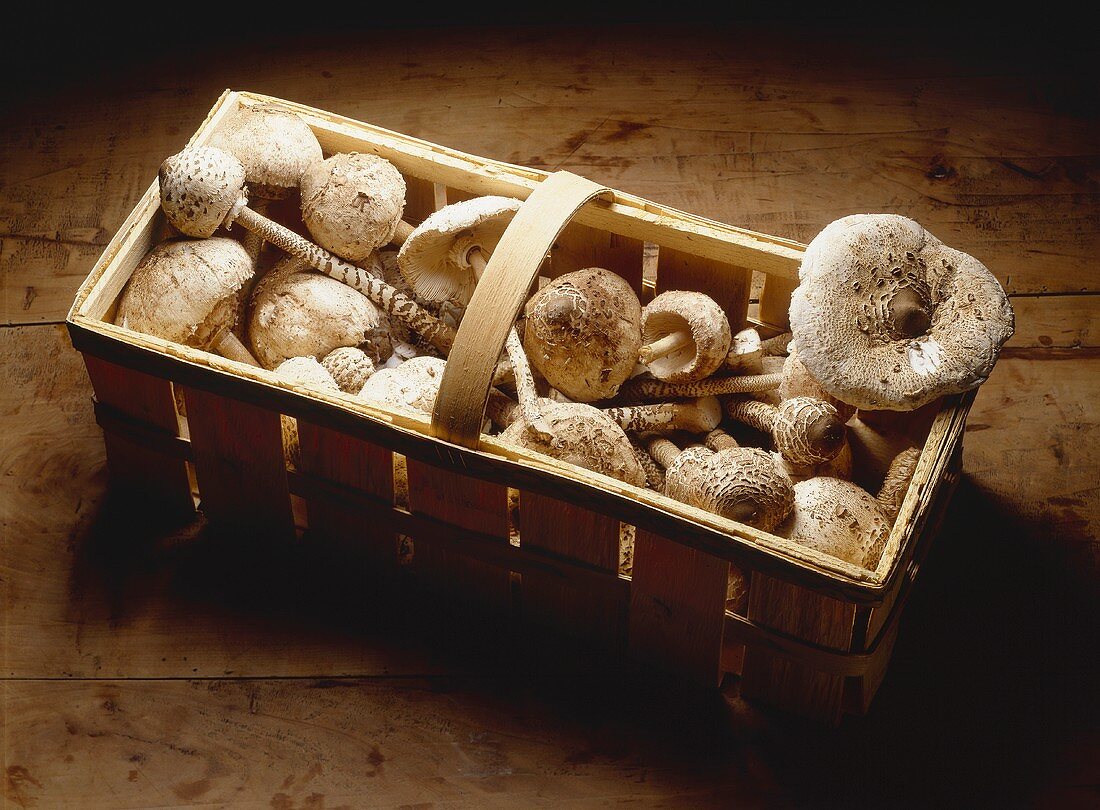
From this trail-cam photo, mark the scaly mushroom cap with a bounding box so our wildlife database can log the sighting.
[642,290,732,382]
[499,398,647,487]
[116,237,253,350]
[790,214,1015,410]
[877,446,922,520]
[248,256,387,369]
[773,436,853,484]
[321,346,376,394]
[300,153,406,262]
[358,355,447,418]
[273,356,340,392]
[665,446,794,532]
[523,268,643,402]
[207,103,323,200]
[772,397,846,467]
[779,478,891,569]
[159,146,248,238]
[397,196,523,304]
[779,345,857,423]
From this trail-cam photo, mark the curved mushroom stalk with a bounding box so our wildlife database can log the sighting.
[115,237,261,367]
[159,146,457,357]
[724,396,845,468]
[619,370,783,401]
[602,397,722,436]
[639,290,731,382]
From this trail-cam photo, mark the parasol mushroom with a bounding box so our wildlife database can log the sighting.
[724,396,846,468]
[638,290,731,382]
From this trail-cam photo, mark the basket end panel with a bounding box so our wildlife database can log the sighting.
[655,246,753,333]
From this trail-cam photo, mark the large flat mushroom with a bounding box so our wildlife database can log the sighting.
[790,214,1014,411]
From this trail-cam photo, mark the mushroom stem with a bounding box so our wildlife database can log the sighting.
[504,325,552,441]
[630,436,666,490]
[888,287,933,339]
[724,396,845,467]
[704,427,739,452]
[604,397,721,435]
[390,219,416,247]
[760,331,793,356]
[646,437,682,470]
[638,330,694,364]
[215,330,262,367]
[486,388,521,430]
[240,198,270,266]
[876,447,922,521]
[467,246,489,281]
[620,371,783,401]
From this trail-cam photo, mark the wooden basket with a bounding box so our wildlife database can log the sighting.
[66,90,973,724]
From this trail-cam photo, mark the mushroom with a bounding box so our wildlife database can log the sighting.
[772,436,853,484]
[523,267,643,402]
[602,397,722,436]
[789,214,1014,411]
[115,237,259,366]
[300,153,407,262]
[358,355,447,418]
[618,369,783,401]
[778,447,922,568]
[725,327,764,374]
[272,356,340,466]
[639,290,731,382]
[760,331,793,356]
[208,102,322,262]
[630,436,666,490]
[724,396,846,468]
[321,346,376,394]
[158,146,456,356]
[777,345,857,424]
[247,256,391,369]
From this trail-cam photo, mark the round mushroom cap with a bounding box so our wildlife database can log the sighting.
[321,346,376,394]
[208,103,323,200]
[642,290,732,382]
[790,214,1015,410]
[273,356,340,392]
[116,237,253,350]
[359,355,447,417]
[523,268,643,402]
[248,256,386,369]
[665,445,794,532]
[397,196,522,304]
[300,153,407,262]
[159,146,247,238]
[772,397,846,467]
[779,477,891,569]
[499,398,647,487]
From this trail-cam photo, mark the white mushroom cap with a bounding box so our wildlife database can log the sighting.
[358,355,446,417]
[159,146,247,238]
[397,196,523,304]
[207,103,323,200]
[273,356,340,392]
[116,237,253,350]
[641,290,732,382]
[790,214,1015,410]
[248,256,387,369]
[300,153,407,262]
[779,478,891,569]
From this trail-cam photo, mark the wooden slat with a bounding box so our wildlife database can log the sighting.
[81,355,193,520]
[181,386,294,544]
[404,460,512,613]
[739,575,857,725]
[655,246,752,330]
[548,221,645,297]
[627,530,729,687]
[519,493,626,649]
[402,173,438,226]
[757,274,799,332]
[296,421,397,567]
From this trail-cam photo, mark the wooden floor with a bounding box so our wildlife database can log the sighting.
[3,23,1097,808]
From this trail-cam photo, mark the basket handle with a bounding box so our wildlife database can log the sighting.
[431,171,613,448]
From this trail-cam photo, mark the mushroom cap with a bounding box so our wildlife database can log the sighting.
[116,237,253,350]
[790,214,1015,410]
[773,435,853,484]
[321,346,376,394]
[300,153,407,262]
[273,356,340,392]
[665,445,794,532]
[499,398,647,487]
[642,290,732,382]
[358,355,446,418]
[772,397,846,467]
[523,268,643,402]
[779,346,857,423]
[207,103,323,200]
[397,196,523,304]
[159,146,247,238]
[779,477,891,569]
[247,256,386,369]
[726,327,763,374]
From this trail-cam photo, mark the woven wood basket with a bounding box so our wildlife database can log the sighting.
[66,90,973,724]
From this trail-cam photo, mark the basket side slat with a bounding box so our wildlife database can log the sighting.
[296,422,397,567]
[757,274,799,333]
[182,387,295,543]
[739,576,857,725]
[519,494,626,650]
[403,175,438,226]
[627,530,730,687]
[83,355,194,519]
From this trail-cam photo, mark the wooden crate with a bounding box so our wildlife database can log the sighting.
[66,90,974,724]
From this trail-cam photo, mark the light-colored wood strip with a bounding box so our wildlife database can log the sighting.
[402,173,438,225]
[627,530,729,687]
[655,246,752,331]
[181,387,294,544]
[519,493,626,649]
[81,355,193,520]
[1006,293,1099,349]
[757,274,799,332]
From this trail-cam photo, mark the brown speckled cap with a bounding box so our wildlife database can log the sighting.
[159,146,247,238]
[640,290,732,382]
[790,214,1014,410]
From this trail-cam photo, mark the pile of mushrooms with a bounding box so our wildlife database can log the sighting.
[114,102,1015,583]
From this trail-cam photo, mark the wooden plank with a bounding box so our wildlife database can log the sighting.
[402,173,438,225]
[82,354,193,520]
[655,246,752,330]
[739,576,857,725]
[519,493,626,650]
[757,274,799,332]
[627,530,729,688]
[404,461,512,613]
[1005,293,1099,349]
[296,421,397,568]
[181,387,294,544]
[548,221,645,297]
